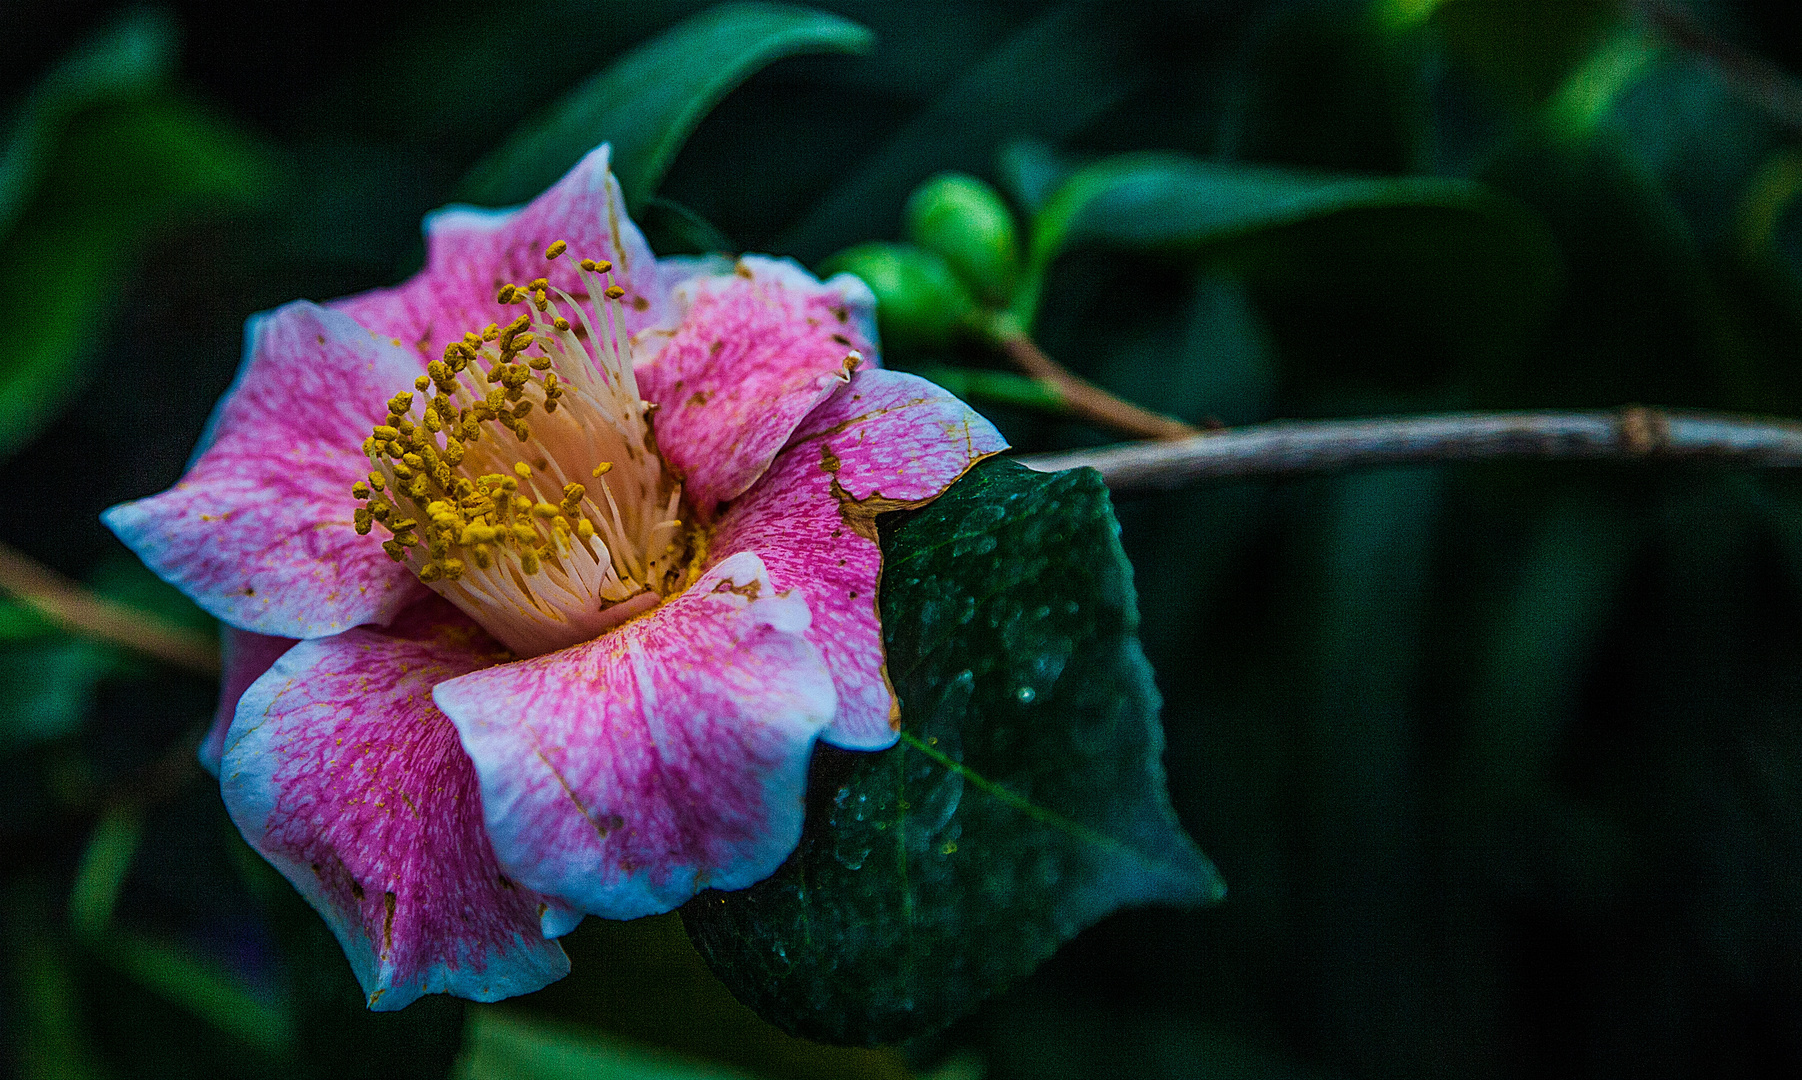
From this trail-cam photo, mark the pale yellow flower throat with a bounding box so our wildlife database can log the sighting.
[352,241,697,656]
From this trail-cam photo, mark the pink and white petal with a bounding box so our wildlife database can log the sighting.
[200,628,296,777]
[222,597,571,1011]
[434,552,836,921]
[635,256,879,518]
[102,302,429,638]
[713,369,1006,751]
[332,144,664,363]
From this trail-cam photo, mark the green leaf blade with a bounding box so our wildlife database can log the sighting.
[683,459,1219,1045]
[1015,151,1562,361]
[457,3,873,210]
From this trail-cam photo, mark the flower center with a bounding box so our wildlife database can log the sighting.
[352,242,697,656]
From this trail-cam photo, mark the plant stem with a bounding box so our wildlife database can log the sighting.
[0,542,219,675]
[990,330,1199,440]
[1016,406,1802,490]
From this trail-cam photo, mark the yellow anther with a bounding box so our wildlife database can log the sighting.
[354,507,373,535]
[402,453,424,470]
[532,502,560,518]
[513,462,532,479]
[483,323,500,341]
[505,313,530,335]
[593,259,612,274]
[499,476,519,492]
[382,539,405,561]
[367,472,386,491]
[545,240,567,259]
[363,436,379,457]
[520,549,540,575]
[527,355,552,370]
[604,285,625,300]
[514,421,531,441]
[513,400,533,419]
[442,558,464,580]
[497,283,521,303]
[561,482,585,504]
[513,496,532,513]
[370,503,392,521]
[552,316,570,331]
[592,462,613,477]
[388,392,413,416]
[510,332,535,351]
[426,500,450,516]
[575,518,596,539]
[423,410,443,433]
[512,523,537,545]
[472,543,492,569]
[414,375,430,392]
[351,480,370,499]
[373,425,401,441]
[528,278,548,292]
[418,562,443,583]
[579,259,597,271]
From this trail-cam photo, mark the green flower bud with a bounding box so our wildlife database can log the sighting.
[904,172,1022,307]
[818,242,978,352]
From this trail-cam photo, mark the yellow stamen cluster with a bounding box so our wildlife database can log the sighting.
[350,243,695,655]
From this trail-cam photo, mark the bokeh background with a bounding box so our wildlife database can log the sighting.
[5,0,1802,1076]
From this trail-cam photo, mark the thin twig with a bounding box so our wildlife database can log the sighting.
[1635,0,1802,136]
[994,332,1199,441]
[0,542,219,675]
[1016,406,1802,490]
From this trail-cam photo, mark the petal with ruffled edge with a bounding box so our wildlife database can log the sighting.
[635,256,879,519]
[712,369,1006,751]
[222,598,572,1011]
[434,552,836,920]
[332,144,665,362]
[103,302,429,638]
[200,628,296,777]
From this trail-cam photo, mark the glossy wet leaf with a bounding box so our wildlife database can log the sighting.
[457,3,873,209]
[683,458,1220,1045]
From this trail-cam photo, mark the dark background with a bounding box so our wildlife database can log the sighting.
[5,1,1802,1077]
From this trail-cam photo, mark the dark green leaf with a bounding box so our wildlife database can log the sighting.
[1017,152,1561,360]
[8,880,106,1080]
[0,94,271,458]
[1413,0,1623,108]
[777,1,1148,262]
[98,930,296,1058]
[0,632,116,747]
[457,3,873,209]
[455,1008,754,1080]
[683,458,1219,1045]
[0,9,177,240]
[68,804,143,942]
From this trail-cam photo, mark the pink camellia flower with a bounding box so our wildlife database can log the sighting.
[104,145,1005,1009]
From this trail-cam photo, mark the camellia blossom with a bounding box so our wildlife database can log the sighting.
[104,145,1005,1009]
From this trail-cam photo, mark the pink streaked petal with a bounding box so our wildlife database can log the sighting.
[635,256,879,519]
[332,144,664,364]
[102,302,429,638]
[201,628,296,777]
[433,551,836,921]
[222,597,571,1011]
[713,369,1007,751]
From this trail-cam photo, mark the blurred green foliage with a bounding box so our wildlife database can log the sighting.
[5,0,1802,1077]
